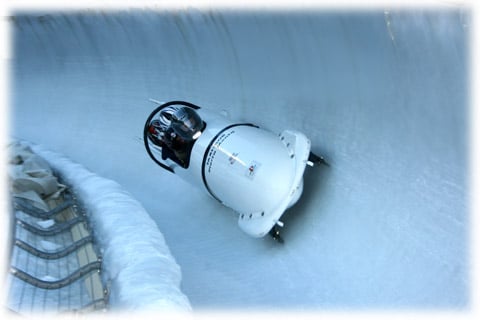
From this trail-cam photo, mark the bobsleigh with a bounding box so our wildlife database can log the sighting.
[143,100,327,242]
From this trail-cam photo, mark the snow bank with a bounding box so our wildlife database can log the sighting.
[23,141,191,311]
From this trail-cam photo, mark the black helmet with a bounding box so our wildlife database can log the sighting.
[160,106,203,141]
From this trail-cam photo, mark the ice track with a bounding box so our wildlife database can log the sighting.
[10,8,469,309]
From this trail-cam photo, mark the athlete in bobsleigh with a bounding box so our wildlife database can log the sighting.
[144,101,328,242]
[146,105,205,168]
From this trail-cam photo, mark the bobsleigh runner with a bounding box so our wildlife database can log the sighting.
[143,100,328,243]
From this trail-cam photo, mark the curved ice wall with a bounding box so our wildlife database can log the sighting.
[11,8,469,309]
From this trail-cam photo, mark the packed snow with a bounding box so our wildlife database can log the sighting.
[12,141,192,311]
[9,7,469,312]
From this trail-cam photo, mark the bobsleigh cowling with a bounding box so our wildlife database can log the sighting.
[143,100,326,241]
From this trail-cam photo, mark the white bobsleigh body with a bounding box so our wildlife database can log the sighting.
[144,101,314,238]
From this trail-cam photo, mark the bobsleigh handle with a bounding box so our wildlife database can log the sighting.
[143,100,202,173]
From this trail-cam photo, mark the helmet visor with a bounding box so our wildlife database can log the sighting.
[170,107,204,141]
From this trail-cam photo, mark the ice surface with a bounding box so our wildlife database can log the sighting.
[10,9,469,310]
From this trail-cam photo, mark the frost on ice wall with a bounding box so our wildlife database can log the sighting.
[24,142,191,311]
